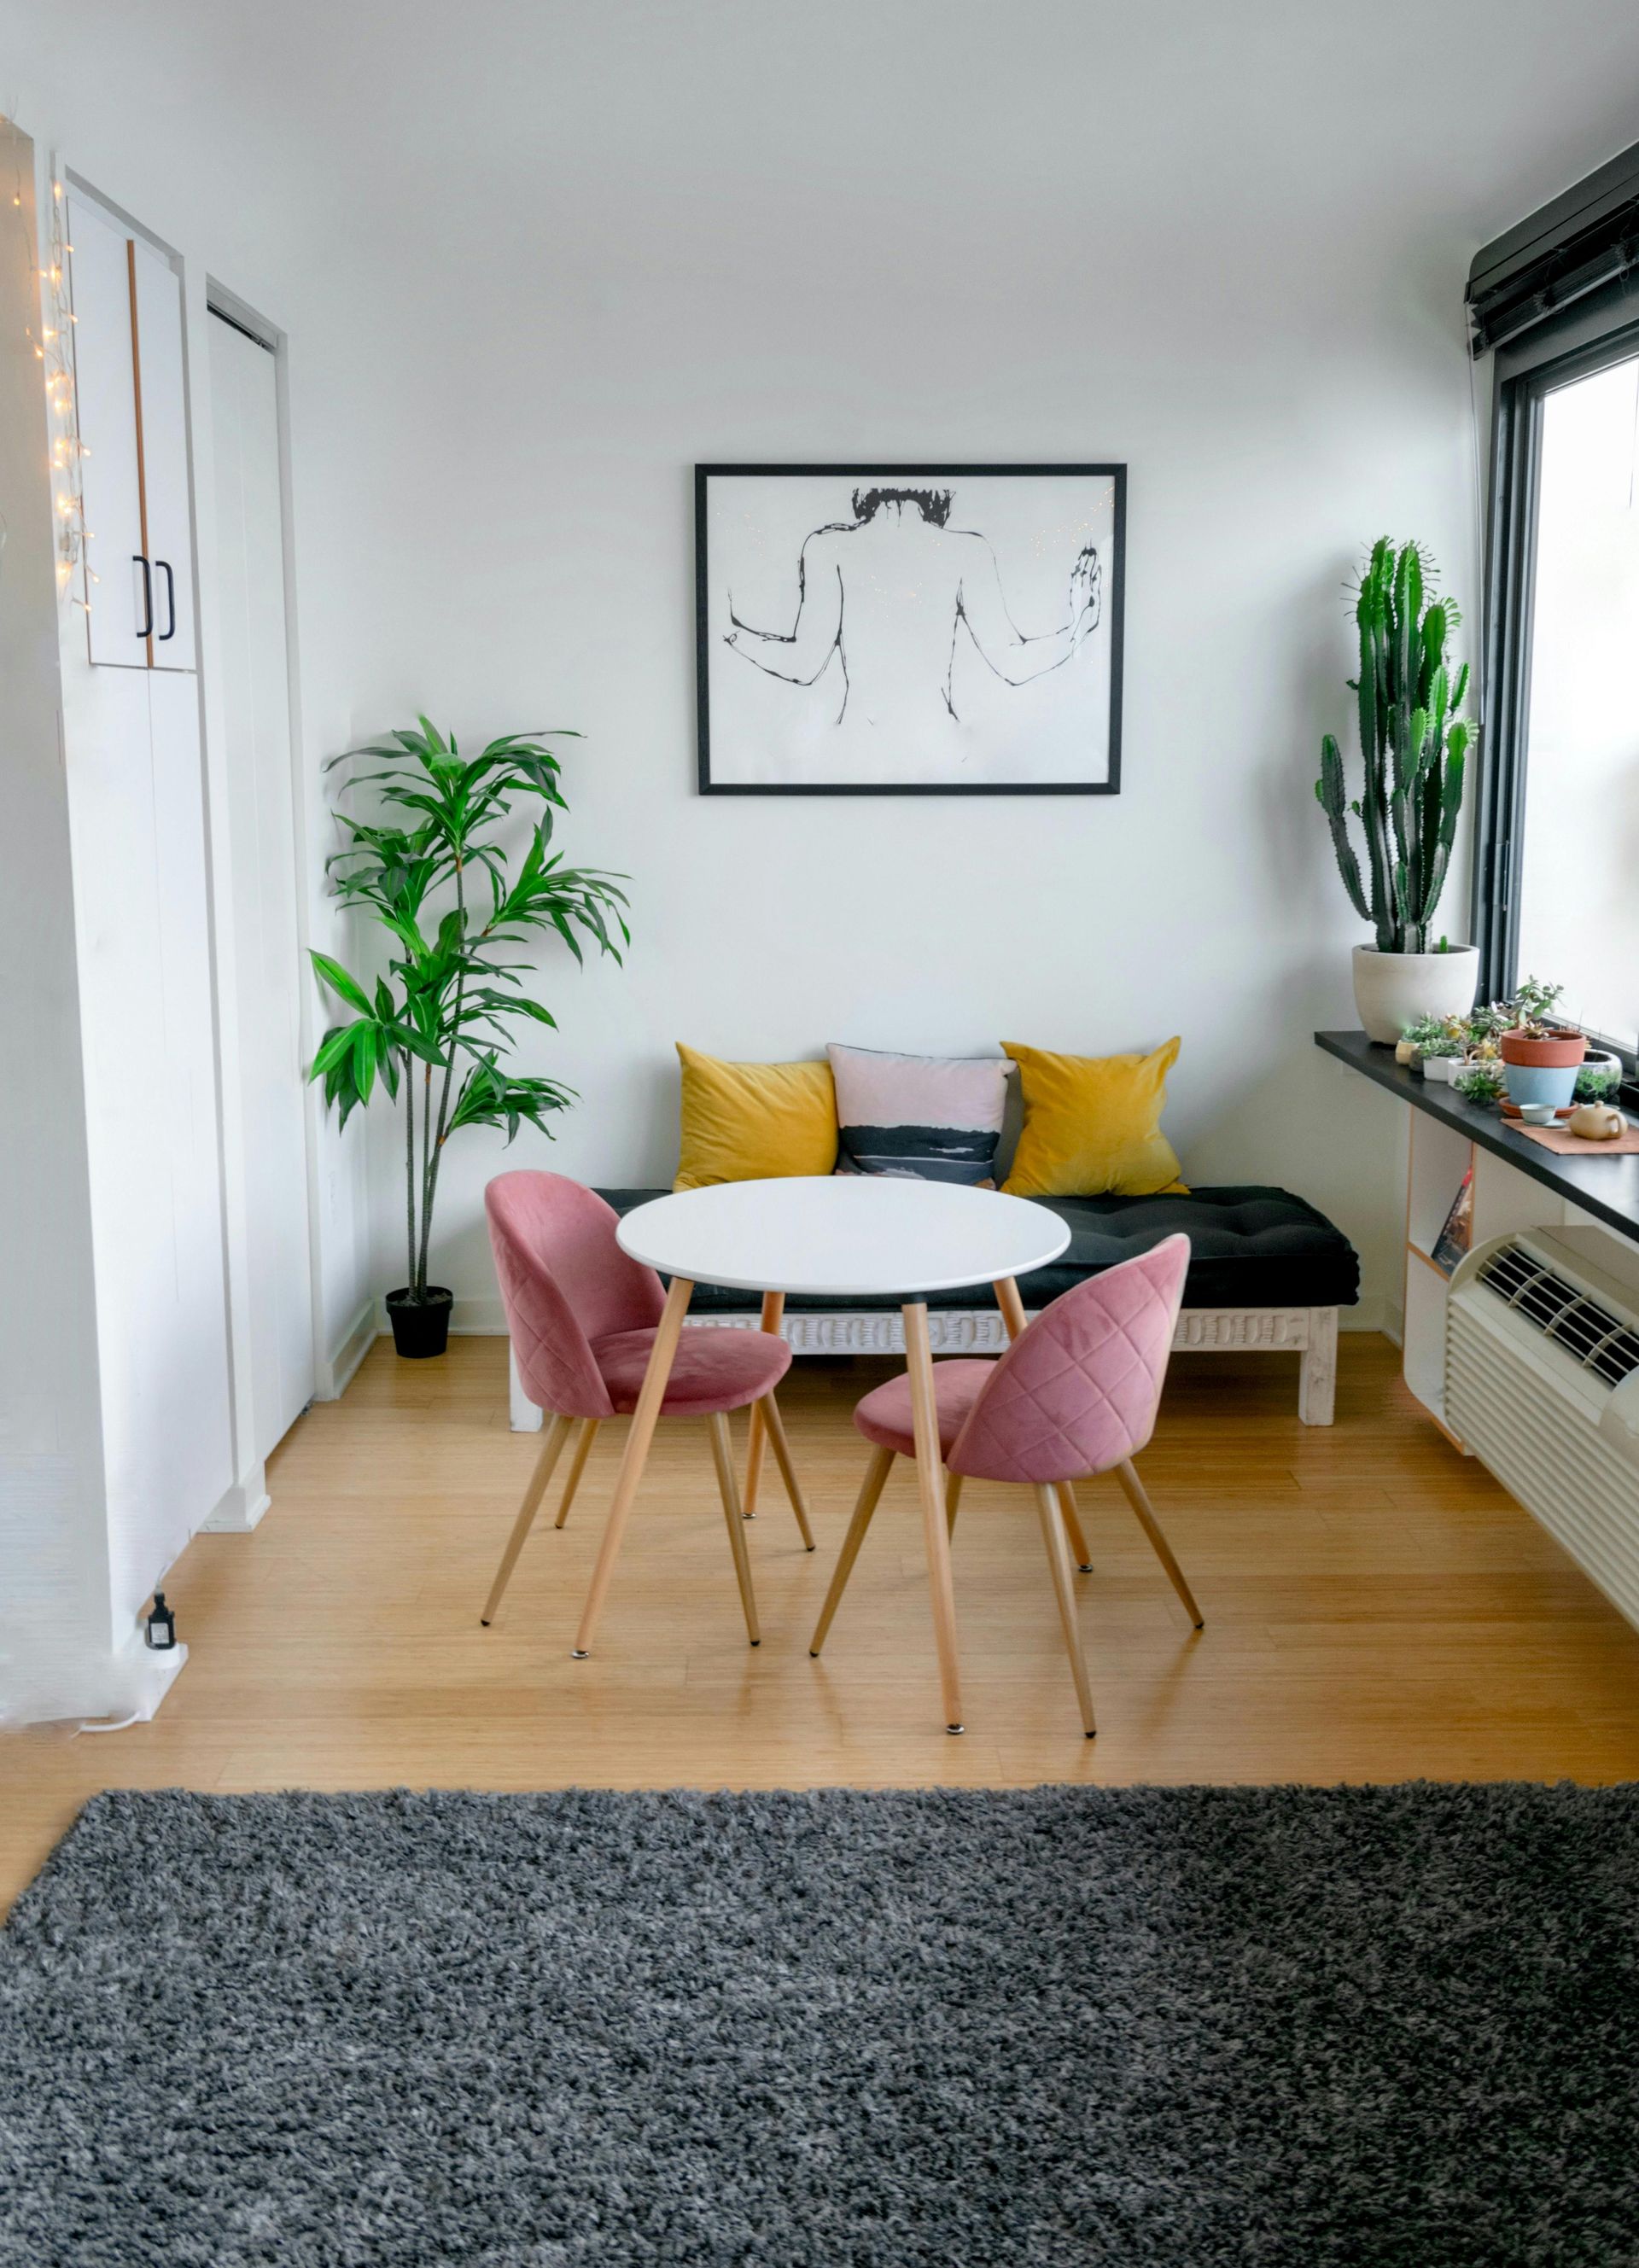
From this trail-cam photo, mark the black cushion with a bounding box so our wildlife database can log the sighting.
[594,1186,1359,1314]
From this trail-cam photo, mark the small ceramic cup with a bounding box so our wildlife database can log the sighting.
[1517,1102,1559,1125]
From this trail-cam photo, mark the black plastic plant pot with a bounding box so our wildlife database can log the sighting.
[386,1286,453,1359]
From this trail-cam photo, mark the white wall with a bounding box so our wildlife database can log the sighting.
[7,1,1639,1349]
[0,121,119,1717]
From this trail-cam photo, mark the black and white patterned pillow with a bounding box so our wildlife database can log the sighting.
[826,1044,1012,1186]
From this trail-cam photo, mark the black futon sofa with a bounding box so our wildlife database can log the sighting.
[593,1186,1359,1426]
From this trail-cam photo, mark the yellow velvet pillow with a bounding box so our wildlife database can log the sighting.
[674,1045,838,1190]
[1000,1037,1188,1198]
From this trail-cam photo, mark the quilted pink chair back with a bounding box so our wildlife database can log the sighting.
[948,1235,1190,1484]
[486,1172,666,1419]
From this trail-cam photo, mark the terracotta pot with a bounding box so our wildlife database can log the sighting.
[1499,1029,1586,1113]
[1498,1029,1586,1070]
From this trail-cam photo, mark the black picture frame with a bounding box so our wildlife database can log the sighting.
[694,462,1126,796]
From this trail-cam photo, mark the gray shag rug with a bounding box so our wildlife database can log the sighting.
[2,1786,1636,2266]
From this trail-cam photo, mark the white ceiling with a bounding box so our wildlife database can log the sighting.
[5,0,1639,317]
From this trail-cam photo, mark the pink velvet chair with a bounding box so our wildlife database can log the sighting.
[481,1171,813,1643]
[810,1234,1201,1736]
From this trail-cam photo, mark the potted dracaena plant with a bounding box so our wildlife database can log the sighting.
[1315,539,1478,1042]
[309,718,628,1358]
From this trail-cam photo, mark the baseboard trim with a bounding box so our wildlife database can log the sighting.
[200,1465,271,1534]
[324,1299,380,1400]
[78,1632,190,1729]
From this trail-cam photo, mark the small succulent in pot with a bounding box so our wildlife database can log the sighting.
[1575,1058,1624,1104]
[1454,1058,1507,1107]
[1507,976,1571,1037]
[1403,1012,1469,1082]
[1466,999,1516,1047]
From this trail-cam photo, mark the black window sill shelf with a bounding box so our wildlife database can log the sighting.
[1315,1029,1639,1245]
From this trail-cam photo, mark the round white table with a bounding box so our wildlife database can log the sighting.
[572,1178,1072,1732]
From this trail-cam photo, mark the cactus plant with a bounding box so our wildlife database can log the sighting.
[1315,539,1473,953]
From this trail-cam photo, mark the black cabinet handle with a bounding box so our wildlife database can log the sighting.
[156,559,177,643]
[133,554,153,639]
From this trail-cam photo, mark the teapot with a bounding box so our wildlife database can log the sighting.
[1567,1101,1625,1142]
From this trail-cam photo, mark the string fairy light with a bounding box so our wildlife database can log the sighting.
[1,110,90,605]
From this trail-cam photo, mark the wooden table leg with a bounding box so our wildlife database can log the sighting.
[993,1275,1094,1573]
[740,1291,785,1519]
[571,1275,693,1658]
[903,1300,965,1734]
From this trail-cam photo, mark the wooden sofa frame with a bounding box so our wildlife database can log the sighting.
[510,1302,1339,1432]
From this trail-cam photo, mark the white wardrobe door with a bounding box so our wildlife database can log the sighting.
[66,191,147,668]
[66,666,235,1626]
[208,310,315,1455]
[130,239,197,671]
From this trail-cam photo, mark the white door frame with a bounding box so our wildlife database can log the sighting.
[200,284,330,1527]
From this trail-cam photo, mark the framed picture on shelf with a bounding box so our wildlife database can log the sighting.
[694,463,1125,796]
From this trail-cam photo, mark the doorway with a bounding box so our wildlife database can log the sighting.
[207,302,316,1455]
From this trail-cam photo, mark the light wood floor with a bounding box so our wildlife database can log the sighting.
[4,1332,1637,1913]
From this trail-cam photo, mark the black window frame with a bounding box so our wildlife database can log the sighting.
[1473,266,1639,1053]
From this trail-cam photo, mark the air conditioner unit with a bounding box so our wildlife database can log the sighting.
[1447,1224,1639,1632]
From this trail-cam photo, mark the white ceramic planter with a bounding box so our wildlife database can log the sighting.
[1351,944,1479,1046]
[1420,1055,1459,1084]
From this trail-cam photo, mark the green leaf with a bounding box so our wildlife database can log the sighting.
[310,1023,357,1081]
[310,953,372,1016]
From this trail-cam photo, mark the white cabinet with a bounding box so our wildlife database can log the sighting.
[67,663,236,1617]
[67,189,195,671]
[59,181,234,1642]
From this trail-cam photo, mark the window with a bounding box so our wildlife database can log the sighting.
[1514,349,1639,1049]
[1470,139,1639,1057]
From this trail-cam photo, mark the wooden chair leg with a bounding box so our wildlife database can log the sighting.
[809,1444,894,1657]
[481,1413,572,1625]
[756,1390,815,1551]
[1057,1483,1094,1572]
[1114,1457,1203,1628]
[945,1472,964,1537]
[1033,1484,1097,1737]
[553,1418,600,1530]
[741,1291,785,1517]
[706,1412,761,1646]
[572,1275,693,1658]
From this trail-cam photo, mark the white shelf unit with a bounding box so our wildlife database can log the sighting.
[1402,1106,1570,1443]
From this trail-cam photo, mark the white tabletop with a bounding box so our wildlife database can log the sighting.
[615,1176,1070,1297]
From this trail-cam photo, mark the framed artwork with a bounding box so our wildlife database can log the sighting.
[695,462,1125,796]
